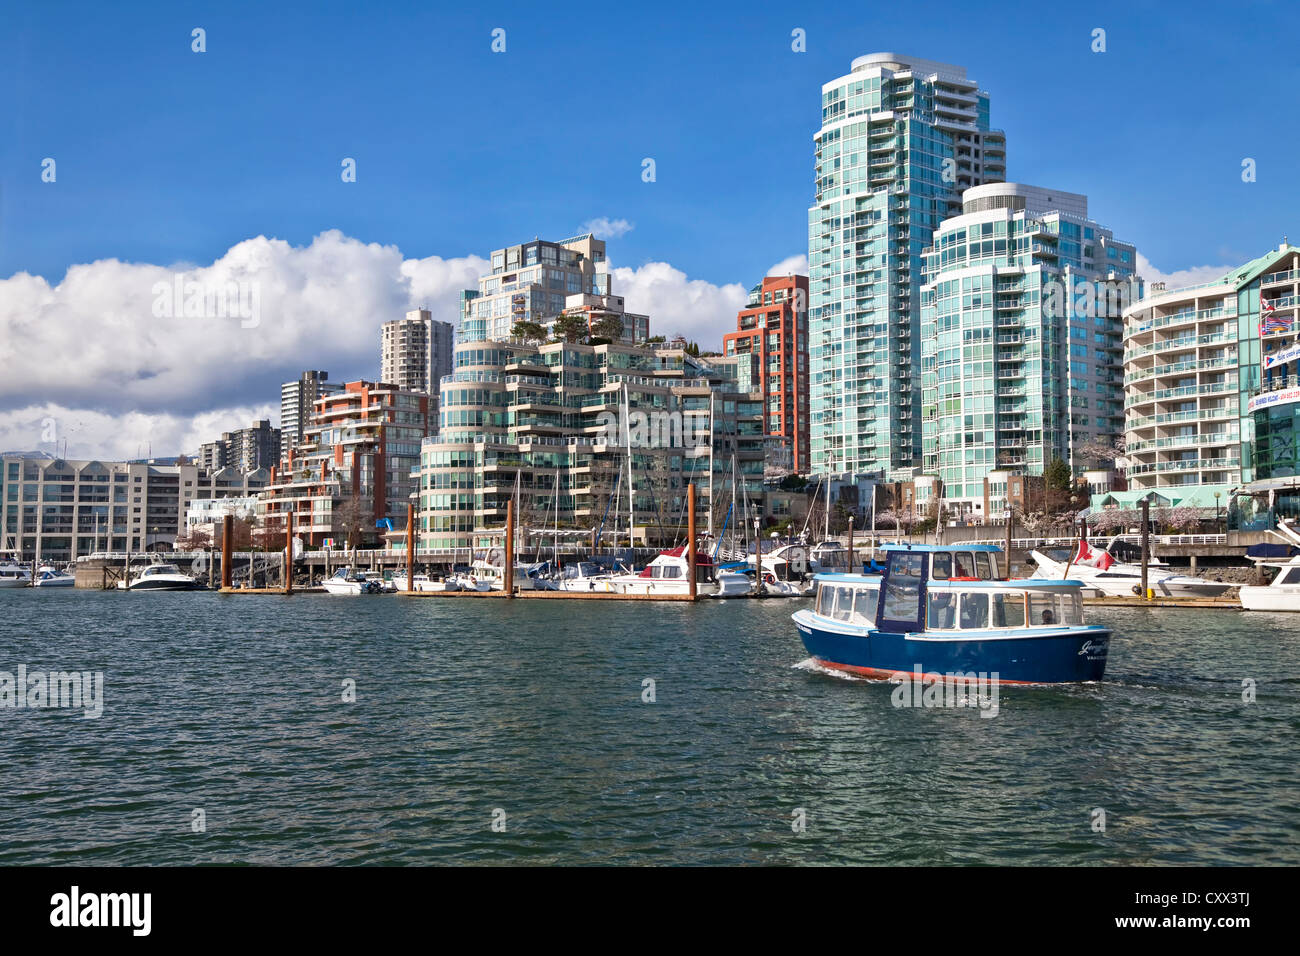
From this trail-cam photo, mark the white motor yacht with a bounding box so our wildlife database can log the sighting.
[33,565,76,587]
[117,562,200,591]
[1030,546,1232,598]
[320,567,388,595]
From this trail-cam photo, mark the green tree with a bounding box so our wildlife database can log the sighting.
[511,320,547,344]
[589,315,624,343]
[1043,456,1072,493]
[552,312,590,343]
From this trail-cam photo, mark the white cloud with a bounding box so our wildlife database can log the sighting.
[0,230,756,458]
[581,217,635,240]
[766,254,808,277]
[0,230,487,459]
[606,260,747,346]
[1136,253,1231,290]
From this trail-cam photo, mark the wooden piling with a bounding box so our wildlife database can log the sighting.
[284,508,294,595]
[687,482,697,601]
[406,501,416,592]
[1140,498,1150,599]
[221,514,233,590]
[1003,508,1013,579]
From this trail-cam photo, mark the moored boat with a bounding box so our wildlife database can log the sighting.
[320,567,388,595]
[117,562,201,591]
[792,544,1111,684]
[1239,558,1300,611]
[1030,544,1232,598]
[33,565,76,587]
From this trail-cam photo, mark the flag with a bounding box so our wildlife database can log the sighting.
[1075,539,1114,570]
[1262,313,1291,335]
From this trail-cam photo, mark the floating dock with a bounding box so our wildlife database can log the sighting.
[398,589,699,601]
[1082,595,1240,610]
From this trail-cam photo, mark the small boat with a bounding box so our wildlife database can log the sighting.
[605,546,743,597]
[1030,544,1232,598]
[320,567,388,595]
[0,562,32,588]
[33,565,76,587]
[556,561,616,592]
[1240,519,1300,611]
[792,544,1111,684]
[392,570,460,592]
[117,562,201,591]
[1240,558,1300,611]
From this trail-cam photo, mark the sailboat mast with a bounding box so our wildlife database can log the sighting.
[624,382,633,554]
[707,391,715,539]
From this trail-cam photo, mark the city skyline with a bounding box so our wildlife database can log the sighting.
[4,2,1299,460]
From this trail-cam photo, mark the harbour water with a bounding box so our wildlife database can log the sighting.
[1,591,1297,865]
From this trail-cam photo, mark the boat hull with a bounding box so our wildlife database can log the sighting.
[793,611,1110,684]
[1240,585,1300,611]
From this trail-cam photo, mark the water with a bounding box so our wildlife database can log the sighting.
[1,590,1297,865]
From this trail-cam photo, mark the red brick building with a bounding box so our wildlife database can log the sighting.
[723,274,810,473]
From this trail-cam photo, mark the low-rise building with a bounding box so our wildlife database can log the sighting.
[0,457,267,560]
[258,381,432,547]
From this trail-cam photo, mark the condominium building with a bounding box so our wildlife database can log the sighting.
[280,370,342,466]
[380,308,455,397]
[414,338,765,554]
[1123,241,1300,491]
[0,457,267,560]
[809,53,1008,479]
[723,275,810,474]
[259,381,432,546]
[920,183,1137,522]
[198,419,281,472]
[461,234,613,341]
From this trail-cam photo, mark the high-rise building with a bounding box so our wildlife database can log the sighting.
[380,309,455,396]
[1122,242,1300,493]
[0,456,267,560]
[260,381,431,546]
[461,234,612,341]
[809,53,1007,480]
[919,183,1137,522]
[199,419,281,473]
[279,370,341,466]
[723,275,810,473]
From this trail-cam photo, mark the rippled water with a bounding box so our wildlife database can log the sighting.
[1,590,1297,865]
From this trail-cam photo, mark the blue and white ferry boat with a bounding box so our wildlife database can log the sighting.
[792,544,1110,684]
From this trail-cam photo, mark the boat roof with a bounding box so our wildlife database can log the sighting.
[813,572,1085,589]
[880,543,1003,553]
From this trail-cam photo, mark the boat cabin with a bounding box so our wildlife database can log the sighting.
[812,545,1084,633]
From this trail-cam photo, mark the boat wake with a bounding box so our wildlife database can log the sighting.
[792,657,866,681]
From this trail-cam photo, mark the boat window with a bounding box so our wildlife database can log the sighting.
[1279,568,1300,585]
[1028,591,1058,626]
[992,592,1026,628]
[931,552,951,580]
[960,592,989,629]
[816,583,829,614]
[852,587,879,624]
[832,586,854,623]
[1058,592,1083,626]
[954,552,976,577]
[927,591,957,630]
[975,553,992,579]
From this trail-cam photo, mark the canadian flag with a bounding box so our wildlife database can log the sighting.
[1075,539,1114,570]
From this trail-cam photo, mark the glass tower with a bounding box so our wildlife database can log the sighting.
[809,53,1006,479]
[920,183,1137,522]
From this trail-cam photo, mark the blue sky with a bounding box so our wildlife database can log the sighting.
[4,0,1299,284]
[3,0,1300,459]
